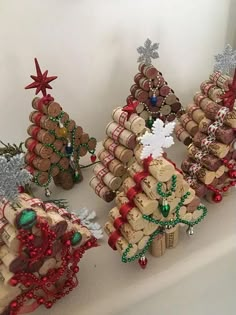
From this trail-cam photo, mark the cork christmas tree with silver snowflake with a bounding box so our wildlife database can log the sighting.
[24,59,97,196]
[175,44,236,203]
[103,118,207,269]
[127,38,184,128]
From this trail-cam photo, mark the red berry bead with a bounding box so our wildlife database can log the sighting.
[46,301,53,309]
[26,291,33,299]
[138,256,148,269]
[229,170,236,179]
[222,186,229,192]
[73,266,79,273]
[10,278,18,286]
[38,298,45,305]
[10,301,18,310]
[46,249,52,256]
[212,193,223,203]
[90,154,97,163]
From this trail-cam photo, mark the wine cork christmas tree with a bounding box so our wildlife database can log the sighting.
[0,156,98,315]
[175,44,236,203]
[127,38,184,128]
[102,119,207,268]
[25,59,97,196]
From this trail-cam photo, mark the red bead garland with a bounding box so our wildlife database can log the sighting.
[9,220,98,315]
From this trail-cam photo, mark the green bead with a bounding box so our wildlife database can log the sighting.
[159,203,170,218]
[71,232,82,246]
[74,172,80,182]
[128,258,131,262]
[146,118,154,128]
[18,208,37,229]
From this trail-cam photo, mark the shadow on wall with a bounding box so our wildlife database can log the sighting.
[226,0,236,47]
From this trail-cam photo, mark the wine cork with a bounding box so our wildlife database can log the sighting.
[186,104,205,124]
[109,207,143,244]
[160,104,171,116]
[160,85,171,96]
[1,224,20,252]
[186,197,201,213]
[128,161,159,199]
[115,192,145,231]
[136,101,145,114]
[29,111,57,130]
[198,117,234,145]
[130,84,139,96]
[215,165,225,178]
[122,177,158,215]
[87,137,97,150]
[25,137,53,159]
[58,171,76,190]
[187,178,208,198]
[193,131,230,158]
[0,262,15,285]
[78,145,88,157]
[32,97,62,117]
[187,144,222,171]
[192,207,204,220]
[93,163,122,191]
[193,92,207,107]
[0,280,21,304]
[103,138,133,163]
[165,94,177,105]
[80,133,89,144]
[139,110,149,121]
[25,166,49,186]
[104,222,138,258]
[106,121,137,149]
[174,123,192,146]
[143,220,158,236]
[46,211,68,238]
[179,206,187,217]
[74,126,83,139]
[174,177,189,198]
[58,157,69,170]
[39,258,57,275]
[98,149,125,177]
[50,164,60,177]
[165,225,179,248]
[137,235,149,250]
[0,245,28,273]
[179,114,198,136]
[53,139,63,151]
[181,158,215,185]
[67,119,76,132]
[146,158,175,182]
[90,176,116,202]
[171,102,182,113]
[134,73,143,84]
[138,77,150,91]
[25,152,51,172]
[27,125,55,144]
[209,71,232,90]
[150,233,166,257]
[201,101,236,129]
[112,107,145,134]
[139,63,158,79]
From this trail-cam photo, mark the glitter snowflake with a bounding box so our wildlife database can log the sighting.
[72,207,103,239]
[0,154,32,203]
[214,44,236,75]
[140,119,175,160]
[137,38,159,65]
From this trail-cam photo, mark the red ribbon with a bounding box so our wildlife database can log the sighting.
[37,95,54,112]
[28,140,38,152]
[119,202,135,220]
[33,113,43,126]
[31,126,41,139]
[108,231,121,250]
[221,68,236,111]
[28,153,36,165]
[143,156,153,172]
[126,186,141,201]
[113,217,126,230]
[122,100,139,119]
[133,171,149,188]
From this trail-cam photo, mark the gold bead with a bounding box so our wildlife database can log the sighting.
[56,127,68,138]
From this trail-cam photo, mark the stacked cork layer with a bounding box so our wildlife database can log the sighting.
[127,63,184,122]
[0,193,93,315]
[90,106,146,202]
[25,97,96,190]
[104,144,206,260]
[175,71,236,201]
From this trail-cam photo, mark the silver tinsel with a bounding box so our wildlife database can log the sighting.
[214,44,236,75]
[0,153,32,203]
[137,38,159,65]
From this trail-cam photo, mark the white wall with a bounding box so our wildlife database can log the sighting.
[0,0,232,143]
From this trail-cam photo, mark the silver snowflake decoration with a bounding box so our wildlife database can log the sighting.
[0,154,32,203]
[137,38,159,65]
[214,44,236,75]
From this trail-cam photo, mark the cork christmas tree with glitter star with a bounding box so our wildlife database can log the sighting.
[24,58,97,196]
[126,38,184,128]
[103,117,207,269]
[175,44,236,204]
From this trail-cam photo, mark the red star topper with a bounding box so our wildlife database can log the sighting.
[122,100,139,119]
[221,68,236,111]
[25,58,57,96]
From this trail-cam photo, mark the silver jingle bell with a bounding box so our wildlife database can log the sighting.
[45,188,51,197]
[186,225,194,236]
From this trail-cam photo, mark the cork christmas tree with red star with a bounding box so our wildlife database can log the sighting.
[25,58,97,196]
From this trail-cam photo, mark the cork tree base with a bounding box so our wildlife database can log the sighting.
[53,169,83,190]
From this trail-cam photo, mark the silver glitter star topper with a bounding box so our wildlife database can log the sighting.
[214,44,236,75]
[137,38,159,65]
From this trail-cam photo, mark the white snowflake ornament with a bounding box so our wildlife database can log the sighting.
[140,119,175,160]
[137,38,159,65]
[214,44,236,75]
[0,153,32,203]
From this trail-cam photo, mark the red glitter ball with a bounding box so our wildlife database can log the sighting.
[10,278,18,286]
[212,193,223,203]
